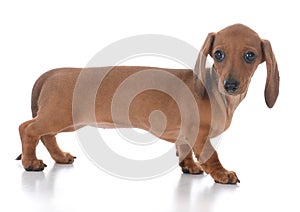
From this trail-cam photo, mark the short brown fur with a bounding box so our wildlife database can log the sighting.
[18,24,279,184]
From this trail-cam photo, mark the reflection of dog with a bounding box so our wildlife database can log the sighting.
[17,24,279,184]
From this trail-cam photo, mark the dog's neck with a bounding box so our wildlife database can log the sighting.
[204,67,246,134]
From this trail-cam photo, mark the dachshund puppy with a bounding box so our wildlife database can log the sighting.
[18,24,279,184]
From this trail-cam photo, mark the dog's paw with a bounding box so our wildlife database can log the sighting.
[54,152,76,164]
[179,160,203,175]
[23,159,47,171]
[211,170,240,184]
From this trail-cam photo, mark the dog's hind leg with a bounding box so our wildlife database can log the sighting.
[19,119,46,171]
[41,135,76,164]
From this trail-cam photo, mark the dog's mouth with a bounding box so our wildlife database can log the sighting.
[218,81,244,96]
[225,88,239,95]
[222,89,240,96]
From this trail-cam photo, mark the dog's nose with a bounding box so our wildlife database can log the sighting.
[224,79,239,94]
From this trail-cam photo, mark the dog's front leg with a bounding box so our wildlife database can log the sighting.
[202,151,240,184]
[193,137,240,184]
[176,143,203,175]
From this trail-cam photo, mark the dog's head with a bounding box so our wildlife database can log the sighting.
[195,24,280,108]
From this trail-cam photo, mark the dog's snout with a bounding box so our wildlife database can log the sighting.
[224,79,239,94]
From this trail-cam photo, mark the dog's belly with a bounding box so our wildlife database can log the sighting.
[96,122,180,143]
[94,89,182,143]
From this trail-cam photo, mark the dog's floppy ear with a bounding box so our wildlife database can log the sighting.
[261,39,280,108]
[194,32,215,98]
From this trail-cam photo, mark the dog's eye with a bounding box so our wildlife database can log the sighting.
[214,50,225,62]
[244,51,256,63]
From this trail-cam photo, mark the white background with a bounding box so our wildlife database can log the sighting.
[1,1,299,212]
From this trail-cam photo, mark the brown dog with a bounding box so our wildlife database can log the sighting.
[17,24,279,184]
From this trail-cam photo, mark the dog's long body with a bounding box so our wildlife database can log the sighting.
[18,24,279,184]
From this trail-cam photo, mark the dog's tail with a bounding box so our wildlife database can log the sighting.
[16,69,57,161]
